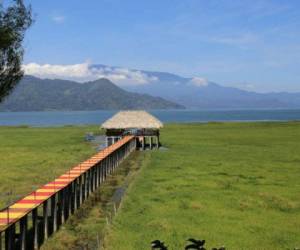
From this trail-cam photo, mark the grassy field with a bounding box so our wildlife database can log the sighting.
[104,122,300,250]
[0,125,99,208]
[0,123,299,249]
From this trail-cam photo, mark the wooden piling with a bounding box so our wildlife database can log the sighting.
[5,223,15,250]
[79,175,83,206]
[43,200,49,240]
[19,215,27,250]
[32,208,38,250]
[51,194,57,233]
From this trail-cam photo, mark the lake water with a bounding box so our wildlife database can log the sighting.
[1,109,300,126]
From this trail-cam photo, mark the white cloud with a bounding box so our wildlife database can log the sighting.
[23,62,158,86]
[190,77,208,87]
[52,15,65,23]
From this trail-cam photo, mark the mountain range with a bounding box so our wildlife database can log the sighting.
[0,76,183,111]
[2,64,300,111]
[88,64,300,109]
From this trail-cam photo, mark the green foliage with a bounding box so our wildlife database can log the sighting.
[0,76,184,111]
[104,122,300,249]
[0,125,99,208]
[0,0,33,102]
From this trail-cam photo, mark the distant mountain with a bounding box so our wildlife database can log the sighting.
[0,76,184,111]
[90,65,300,109]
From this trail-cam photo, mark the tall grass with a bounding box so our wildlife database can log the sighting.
[0,126,99,208]
[104,122,300,250]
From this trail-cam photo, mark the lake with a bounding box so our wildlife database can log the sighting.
[1,109,300,126]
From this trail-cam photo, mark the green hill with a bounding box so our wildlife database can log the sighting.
[0,76,184,111]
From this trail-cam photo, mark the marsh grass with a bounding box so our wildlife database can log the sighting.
[0,125,99,208]
[103,122,300,250]
[1,123,300,249]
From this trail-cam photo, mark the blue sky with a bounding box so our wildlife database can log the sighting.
[22,0,300,92]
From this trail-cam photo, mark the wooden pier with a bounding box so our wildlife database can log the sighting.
[0,135,136,250]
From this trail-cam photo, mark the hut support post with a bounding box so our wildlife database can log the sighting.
[142,137,145,150]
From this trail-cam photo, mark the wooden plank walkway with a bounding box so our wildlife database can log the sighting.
[0,135,135,237]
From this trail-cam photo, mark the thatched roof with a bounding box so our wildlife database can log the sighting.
[101,111,163,129]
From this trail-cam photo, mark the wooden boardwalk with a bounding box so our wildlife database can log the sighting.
[0,135,136,249]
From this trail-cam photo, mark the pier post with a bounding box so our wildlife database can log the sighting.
[99,163,103,184]
[74,179,78,211]
[19,215,27,250]
[90,169,94,193]
[71,183,74,214]
[95,165,99,188]
[98,163,101,186]
[67,185,72,217]
[113,152,116,171]
[105,157,108,179]
[32,208,38,250]
[107,156,110,175]
[93,167,97,190]
[102,159,105,182]
[5,224,15,250]
[85,172,88,198]
[60,190,65,224]
[103,160,106,181]
[110,155,113,174]
[51,194,57,233]
[89,170,92,194]
[79,176,83,206]
[84,172,88,199]
[43,200,49,240]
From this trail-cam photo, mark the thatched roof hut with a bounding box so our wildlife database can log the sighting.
[101,110,163,129]
[101,111,163,149]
